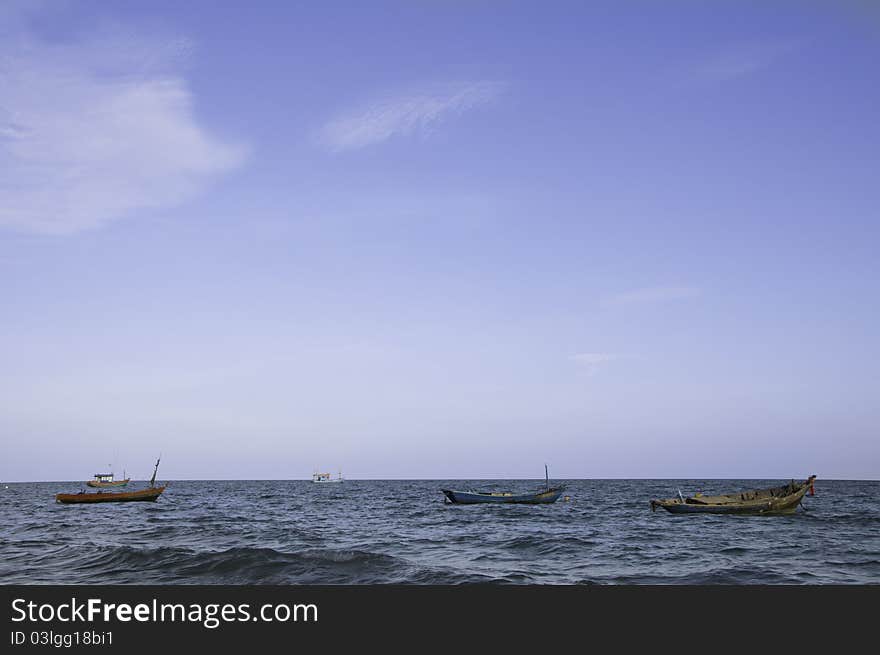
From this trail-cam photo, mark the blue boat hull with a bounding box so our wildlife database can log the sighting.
[442,487,564,504]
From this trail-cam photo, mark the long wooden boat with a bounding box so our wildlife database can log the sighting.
[86,473,130,488]
[57,458,165,505]
[650,475,816,515]
[442,465,565,505]
[56,486,166,504]
[442,487,565,504]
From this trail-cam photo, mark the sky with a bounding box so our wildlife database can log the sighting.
[1,1,878,481]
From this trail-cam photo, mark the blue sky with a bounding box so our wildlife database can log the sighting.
[1,1,878,481]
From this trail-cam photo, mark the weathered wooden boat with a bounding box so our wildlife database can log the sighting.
[57,458,166,505]
[86,472,130,488]
[442,465,565,505]
[650,475,816,515]
[442,487,565,504]
[56,486,165,504]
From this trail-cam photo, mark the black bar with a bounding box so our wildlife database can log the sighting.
[2,585,876,651]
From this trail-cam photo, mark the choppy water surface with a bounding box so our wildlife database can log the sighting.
[0,479,877,584]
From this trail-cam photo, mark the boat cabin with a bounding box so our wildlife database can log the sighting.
[312,471,343,483]
[93,473,114,483]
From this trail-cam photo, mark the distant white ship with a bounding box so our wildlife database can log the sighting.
[312,470,344,483]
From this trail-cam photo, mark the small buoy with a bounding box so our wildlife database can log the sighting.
[563,495,571,502]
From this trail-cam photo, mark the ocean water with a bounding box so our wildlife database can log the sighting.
[1,479,878,584]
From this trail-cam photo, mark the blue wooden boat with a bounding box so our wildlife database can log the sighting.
[441,466,565,505]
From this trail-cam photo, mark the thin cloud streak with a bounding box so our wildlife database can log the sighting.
[318,81,505,152]
[662,38,805,89]
[571,352,621,375]
[0,31,247,235]
[691,38,804,83]
[608,286,701,306]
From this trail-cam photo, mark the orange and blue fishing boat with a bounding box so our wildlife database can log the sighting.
[57,459,166,504]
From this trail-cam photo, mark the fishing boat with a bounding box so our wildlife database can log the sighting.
[650,475,816,515]
[56,459,166,505]
[86,472,130,488]
[441,465,565,505]
[55,486,165,504]
[313,470,344,483]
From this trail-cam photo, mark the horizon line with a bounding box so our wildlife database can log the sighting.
[3,475,869,484]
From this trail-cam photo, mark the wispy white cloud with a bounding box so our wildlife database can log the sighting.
[0,27,246,235]
[318,81,504,152]
[689,38,804,83]
[570,352,620,375]
[608,286,701,306]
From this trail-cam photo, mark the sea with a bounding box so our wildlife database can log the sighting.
[1,479,878,584]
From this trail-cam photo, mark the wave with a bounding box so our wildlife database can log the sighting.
[602,566,802,585]
[15,544,496,585]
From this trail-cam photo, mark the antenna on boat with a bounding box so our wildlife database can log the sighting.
[150,456,161,488]
[545,464,549,491]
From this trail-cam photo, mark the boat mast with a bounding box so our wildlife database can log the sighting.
[150,457,161,488]
[545,464,549,490]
